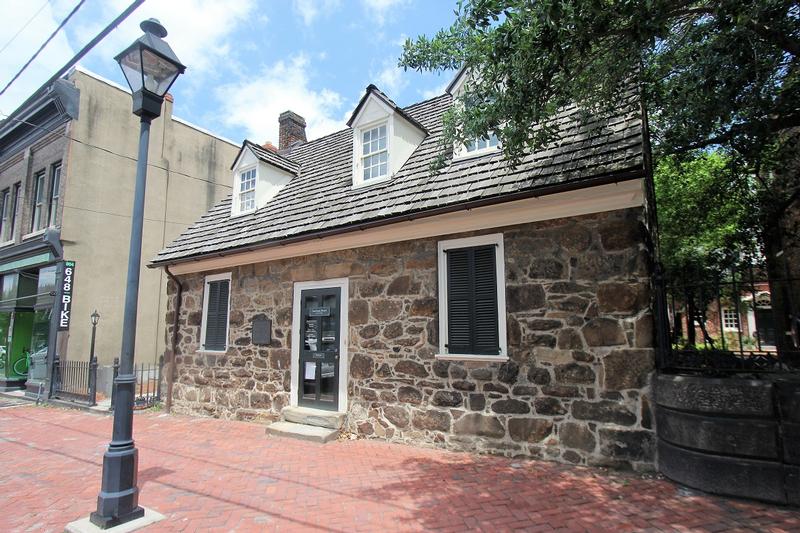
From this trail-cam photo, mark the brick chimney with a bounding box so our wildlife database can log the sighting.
[261,141,278,153]
[278,110,307,150]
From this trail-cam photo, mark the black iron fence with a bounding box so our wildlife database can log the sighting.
[110,356,162,410]
[654,263,800,374]
[51,357,98,405]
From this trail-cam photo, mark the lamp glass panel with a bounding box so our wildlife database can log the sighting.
[141,49,180,96]
[118,47,144,92]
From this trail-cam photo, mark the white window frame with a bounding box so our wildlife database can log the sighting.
[353,119,391,189]
[0,189,10,243]
[31,170,46,231]
[200,272,232,353]
[235,166,257,215]
[47,163,61,227]
[436,232,508,362]
[721,308,740,331]
[454,132,501,161]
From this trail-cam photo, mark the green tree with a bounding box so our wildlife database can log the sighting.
[655,152,757,276]
[401,0,800,353]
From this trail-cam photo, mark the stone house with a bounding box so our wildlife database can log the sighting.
[152,70,657,470]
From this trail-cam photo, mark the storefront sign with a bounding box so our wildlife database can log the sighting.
[308,307,330,317]
[58,261,75,331]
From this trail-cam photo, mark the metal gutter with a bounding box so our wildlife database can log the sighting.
[151,166,645,269]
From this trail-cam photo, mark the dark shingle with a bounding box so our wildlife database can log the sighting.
[153,91,645,265]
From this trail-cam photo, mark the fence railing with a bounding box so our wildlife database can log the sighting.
[654,263,800,375]
[110,356,162,411]
[51,357,97,405]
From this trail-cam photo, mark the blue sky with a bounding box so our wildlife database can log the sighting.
[0,0,458,145]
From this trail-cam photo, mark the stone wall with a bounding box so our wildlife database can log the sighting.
[167,207,656,470]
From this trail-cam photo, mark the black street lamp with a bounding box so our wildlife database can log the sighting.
[88,310,100,407]
[89,19,185,529]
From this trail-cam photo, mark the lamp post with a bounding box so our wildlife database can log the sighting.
[89,19,185,529]
[89,310,100,407]
[90,309,100,362]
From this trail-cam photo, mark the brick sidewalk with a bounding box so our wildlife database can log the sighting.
[0,405,798,532]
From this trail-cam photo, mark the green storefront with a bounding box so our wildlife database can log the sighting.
[0,245,58,392]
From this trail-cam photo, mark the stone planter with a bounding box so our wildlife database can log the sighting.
[654,373,800,505]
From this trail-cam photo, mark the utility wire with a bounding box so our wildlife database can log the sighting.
[2,0,145,116]
[0,0,51,56]
[0,0,87,97]
[0,112,233,189]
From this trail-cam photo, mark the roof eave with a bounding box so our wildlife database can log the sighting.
[150,165,645,269]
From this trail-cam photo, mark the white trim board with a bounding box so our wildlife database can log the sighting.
[290,278,349,413]
[167,179,645,275]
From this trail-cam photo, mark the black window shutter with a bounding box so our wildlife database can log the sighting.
[204,279,229,350]
[446,245,500,355]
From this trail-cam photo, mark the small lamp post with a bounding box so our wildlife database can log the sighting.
[89,19,184,529]
[88,310,100,406]
[90,310,100,361]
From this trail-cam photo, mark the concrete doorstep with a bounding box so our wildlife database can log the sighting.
[64,507,165,533]
[265,420,339,443]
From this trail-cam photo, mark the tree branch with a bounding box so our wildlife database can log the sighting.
[670,113,800,153]
[745,19,800,57]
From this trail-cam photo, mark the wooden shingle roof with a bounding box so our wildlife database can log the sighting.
[153,91,645,266]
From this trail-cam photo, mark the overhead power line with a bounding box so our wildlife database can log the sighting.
[1,0,146,114]
[0,0,88,97]
[0,0,51,56]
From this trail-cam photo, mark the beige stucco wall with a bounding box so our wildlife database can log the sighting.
[59,69,238,370]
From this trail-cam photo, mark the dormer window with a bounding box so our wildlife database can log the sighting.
[465,133,499,153]
[348,85,427,189]
[238,167,257,212]
[457,132,500,159]
[447,68,502,161]
[230,140,299,218]
[362,123,388,181]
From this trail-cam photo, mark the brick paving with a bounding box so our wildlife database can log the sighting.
[0,405,798,532]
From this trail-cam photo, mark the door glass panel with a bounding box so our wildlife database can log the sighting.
[320,362,335,402]
[302,361,317,400]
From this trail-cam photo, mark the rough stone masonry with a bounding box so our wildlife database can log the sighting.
[165,207,656,471]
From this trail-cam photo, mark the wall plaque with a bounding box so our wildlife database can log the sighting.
[252,315,271,345]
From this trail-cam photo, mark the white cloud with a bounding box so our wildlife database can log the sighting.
[74,0,257,80]
[375,61,408,97]
[292,0,341,26]
[216,54,346,144]
[421,79,450,99]
[0,1,76,113]
[360,0,408,26]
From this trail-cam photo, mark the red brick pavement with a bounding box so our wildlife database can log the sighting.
[1,405,798,532]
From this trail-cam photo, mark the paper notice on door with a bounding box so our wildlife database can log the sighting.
[304,361,316,380]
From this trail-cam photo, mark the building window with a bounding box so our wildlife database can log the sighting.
[437,233,507,359]
[48,163,61,226]
[238,168,256,213]
[362,123,388,181]
[464,133,499,154]
[0,189,10,242]
[31,171,46,231]
[722,308,740,331]
[10,183,19,239]
[201,273,231,352]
